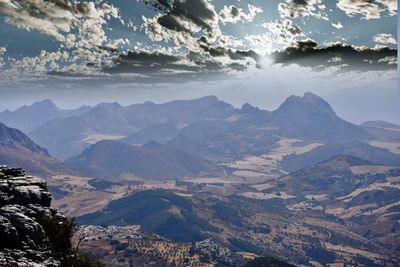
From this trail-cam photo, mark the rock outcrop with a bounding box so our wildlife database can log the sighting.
[0,166,69,266]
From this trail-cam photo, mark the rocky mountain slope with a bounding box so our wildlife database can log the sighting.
[0,166,99,266]
[0,122,76,177]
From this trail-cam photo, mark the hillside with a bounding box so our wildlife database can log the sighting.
[0,122,75,176]
[361,120,400,142]
[280,140,400,172]
[277,155,377,196]
[77,190,216,242]
[66,140,220,181]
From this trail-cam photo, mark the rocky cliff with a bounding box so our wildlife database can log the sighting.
[0,166,79,266]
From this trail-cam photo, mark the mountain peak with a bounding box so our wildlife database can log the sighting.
[278,92,335,116]
[34,99,55,106]
[95,102,122,108]
[302,92,321,99]
[198,95,219,102]
[284,92,329,105]
[273,93,372,141]
[241,103,261,113]
[90,102,122,113]
[16,99,57,112]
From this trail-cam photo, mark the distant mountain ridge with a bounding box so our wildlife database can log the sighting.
[0,99,91,133]
[29,96,237,160]
[0,122,75,176]
[26,93,378,160]
[2,93,398,174]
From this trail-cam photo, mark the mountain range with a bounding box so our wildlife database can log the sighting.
[1,93,399,266]
[0,93,399,181]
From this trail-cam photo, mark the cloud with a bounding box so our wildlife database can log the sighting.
[145,0,219,35]
[374,33,397,45]
[140,0,261,77]
[0,0,121,49]
[219,4,263,24]
[0,0,261,83]
[0,0,397,86]
[100,46,260,83]
[337,0,397,20]
[0,47,5,68]
[278,0,327,19]
[272,40,397,72]
[331,21,344,29]
[142,0,225,55]
[262,19,304,48]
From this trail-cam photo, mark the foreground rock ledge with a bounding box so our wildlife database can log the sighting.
[0,166,67,267]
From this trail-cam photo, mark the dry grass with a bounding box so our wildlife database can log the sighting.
[224,138,322,181]
[240,191,295,200]
[368,141,400,155]
[350,165,398,175]
[81,134,126,144]
[337,181,400,202]
[323,242,388,261]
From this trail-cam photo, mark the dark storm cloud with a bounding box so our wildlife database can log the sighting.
[146,0,218,34]
[272,40,397,71]
[99,48,260,83]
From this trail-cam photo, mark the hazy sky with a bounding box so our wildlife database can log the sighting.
[0,0,398,124]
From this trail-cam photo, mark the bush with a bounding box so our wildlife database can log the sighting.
[242,256,296,267]
[38,215,104,267]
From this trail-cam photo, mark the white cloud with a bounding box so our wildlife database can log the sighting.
[373,33,397,45]
[331,22,343,29]
[262,19,304,49]
[337,0,397,20]
[378,56,397,65]
[0,47,6,68]
[0,0,121,49]
[219,4,263,24]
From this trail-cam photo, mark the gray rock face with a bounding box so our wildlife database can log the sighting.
[0,166,65,266]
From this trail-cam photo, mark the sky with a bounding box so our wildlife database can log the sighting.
[0,0,398,124]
